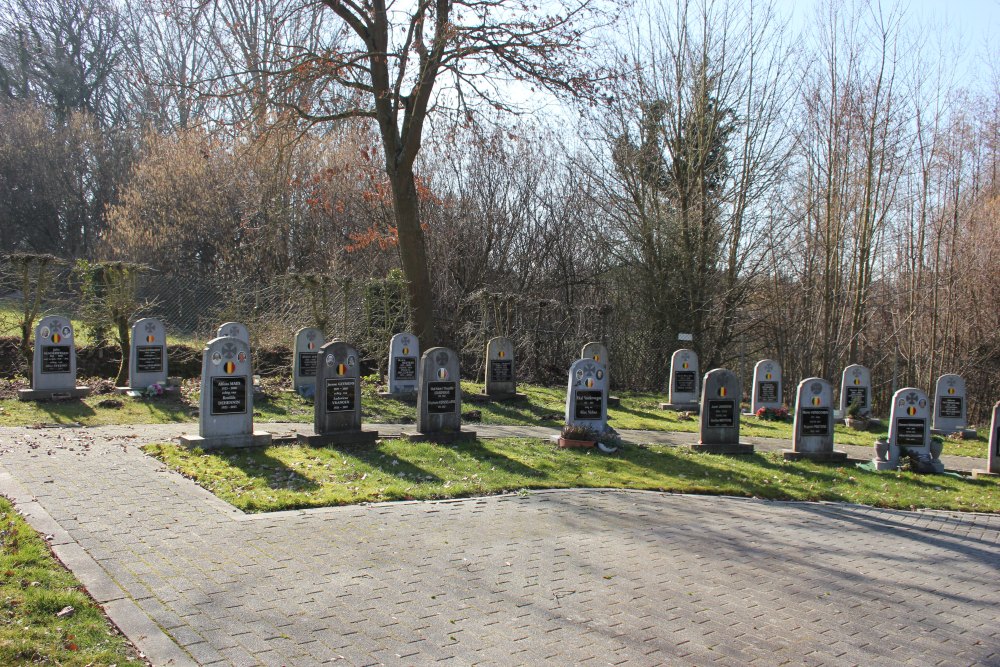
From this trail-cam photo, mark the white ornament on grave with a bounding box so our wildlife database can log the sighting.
[298,340,377,445]
[292,327,323,395]
[973,401,1000,478]
[750,359,782,414]
[872,387,942,472]
[179,337,271,448]
[404,347,475,441]
[128,318,168,390]
[663,348,699,409]
[784,378,846,461]
[386,332,419,395]
[217,322,250,345]
[483,336,518,398]
[694,369,752,454]
[839,363,872,418]
[565,358,608,433]
[18,315,90,400]
[932,374,971,436]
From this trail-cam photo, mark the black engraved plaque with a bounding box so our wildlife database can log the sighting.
[427,381,457,414]
[896,418,926,447]
[211,376,247,415]
[298,352,318,378]
[799,408,830,436]
[939,396,962,419]
[394,356,416,381]
[40,345,71,373]
[135,346,164,374]
[757,381,778,403]
[574,390,603,420]
[844,386,867,409]
[674,371,696,393]
[489,360,513,383]
[707,400,736,428]
[325,378,356,413]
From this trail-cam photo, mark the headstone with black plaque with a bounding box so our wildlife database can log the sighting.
[292,327,323,395]
[565,357,608,433]
[217,322,250,346]
[179,337,271,449]
[692,369,752,454]
[784,378,846,461]
[972,401,1000,478]
[298,341,377,446]
[124,317,168,390]
[483,336,524,400]
[660,348,700,411]
[872,387,942,471]
[381,332,419,399]
[838,364,872,418]
[581,341,620,407]
[402,347,476,442]
[931,374,974,437]
[750,359,783,414]
[18,316,90,400]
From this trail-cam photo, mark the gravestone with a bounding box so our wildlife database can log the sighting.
[402,347,476,442]
[783,378,846,461]
[838,363,872,418]
[482,336,524,400]
[18,316,90,400]
[217,322,250,345]
[692,369,752,454]
[581,341,619,407]
[564,357,609,433]
[750,359,783,414]
[972,401,1000,478]
[126,317,169,390]
[179,337,271,448]
[292,327,323,395]
[381,332,419,398]
[659,348,700,411]
[931,374,974,437]
[298,341,377,446]
[872,387,943,472]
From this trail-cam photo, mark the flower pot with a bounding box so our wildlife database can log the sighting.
[558,437,595,449]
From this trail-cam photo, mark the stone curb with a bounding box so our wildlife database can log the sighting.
[0,467,197,667]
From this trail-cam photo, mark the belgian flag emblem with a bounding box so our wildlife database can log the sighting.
[437,368,448,380]
[812,396,821,406]
[907,406,917,416]
[682,362,689,369]
[52,333,61,344]
[854,378,860,385]
[498,350,506,359]
[337,363,346,376]
[948,387,956,395]
[224,361,236,374]
[593,354,601,362]
[147,335,155,343]
[585,378,594,388]
[719,386,727,397]
[765,372,772,380]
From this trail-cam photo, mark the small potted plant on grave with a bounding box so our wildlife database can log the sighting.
[558,424,598,449]
[844,397,868,430]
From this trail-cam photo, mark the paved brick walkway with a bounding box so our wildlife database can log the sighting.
[0,424,998,666]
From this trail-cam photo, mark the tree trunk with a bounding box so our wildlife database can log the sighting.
[115,316,130,387]
[390,168,437,347]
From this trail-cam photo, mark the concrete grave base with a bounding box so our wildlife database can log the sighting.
[971,469,998,478]
[178,431,272,449]
[401,429,477,443]
[782,449,849,462]
[297,430,379,447]
[930,428,977,439]
[470,392,528,403]
[17,387,91,401]
[658,402,699,413]
[377,390,418,402]
[689,442,754,455]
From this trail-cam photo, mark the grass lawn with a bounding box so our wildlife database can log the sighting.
[1,378,990,458]
[144,437,1000,514]
[0,497,145,666]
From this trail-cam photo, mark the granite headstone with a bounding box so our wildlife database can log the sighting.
[693,368,752,454]
[565,357,609,433]
[292,327,323,395]
[660,348,700,410]
[18,315,90,400]
[784,377,846,461]
[750,359,783,414]
[403,347,475,442]
[179,337,271,448]
[385,332,419,397]
[127,317,168,390]
[217,322,250,345]
[872,387,942,472]
[838,363,872,418]
[972,401,1000,478]
[932,374,973,436]
[298,340,377,445]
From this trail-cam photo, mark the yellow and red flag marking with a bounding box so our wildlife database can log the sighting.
[52,333,61,343]
[906,406,917,416]
[498,350,506,358]
[718,386,727,397]
[224,361,236,374]
[585,378,594,388]
[146,335,155,343]
[402,347,409,355]
[948,387,956,395]
[812,396,821,406]
[765,372,772,380]
[437,368,447,379]
[854,378,860,385]
[337,363,346,376]
[682,362,689,369]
